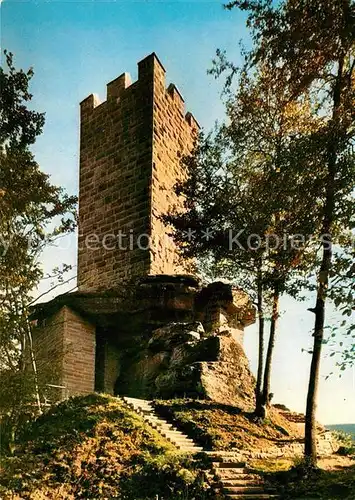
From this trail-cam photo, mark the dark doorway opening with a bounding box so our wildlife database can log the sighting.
[94,329,106,392]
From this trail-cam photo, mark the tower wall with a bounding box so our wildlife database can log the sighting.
[150,78,199,274]
[78,53,198,292]
[32,306,96,400]
[62,307,96,396]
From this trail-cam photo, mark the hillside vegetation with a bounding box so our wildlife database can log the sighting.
[268,459,355,500]
[0,394,214,500]
[154,399,303,451]
[1,394,354,500]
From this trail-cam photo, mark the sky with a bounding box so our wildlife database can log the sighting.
[1,0,354,424]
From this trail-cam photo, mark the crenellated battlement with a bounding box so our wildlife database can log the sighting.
[78,53,199,291]
[80,53,199,131]
[79,93,101,113]
[167,83,185,114]
[107,72,132,101]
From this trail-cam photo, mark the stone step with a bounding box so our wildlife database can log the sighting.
[220,474,262,481]
[177,446,201,455]
[225,495,279,499]
[123,400,151,406]
[150,424,175,431]
[144,414,170,420]
[165,437,200,445]
[224,486,266,494]
[222,479,264,486]
[121,396,205,454]
[177,447,204,453]
[171,444,202,451]
[144,414,167,421]
[126,399,152,405]
[145,417,173,425]
[175,444,203,449]
[176,444,203,449]
[164,436,196,444]
[123,399,153,410]
[125,403,152,412]
[214,468,248,475]
[159,427,187,434]
[162,432,194,439]
[165,438,198,447]
[213,462,246,468]
[132,405,154,412]
[123,396,152,404]
[147,419,175,428]
[148,422,175,431]
[161,434,195,442]
[134,408,152,415]
[206,451,245,456]
[161,430,194,438]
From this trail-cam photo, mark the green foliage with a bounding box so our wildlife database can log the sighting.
[270,463,355,500]
[0,50,44,149]
[208,0,355,464]
[222,0,355,345]
[0,369,40,454]
[163,62,325,414]
[337,446,355,456]
[0,51,77,304]
[0,394,215,499]
[119,453,213,500]
[332,431,355,456]
[250,455,355,499]
[0,50,77,451]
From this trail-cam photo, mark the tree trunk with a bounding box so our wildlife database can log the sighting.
[19,331,26,372]
[262,281,279,406]
[255,264,265,416]
[304,56,343,467]
[24,317,42,414]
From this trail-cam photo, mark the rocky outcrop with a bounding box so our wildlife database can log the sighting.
[198,333,256,409]
[117,321,256,407]
[32,275,257,401]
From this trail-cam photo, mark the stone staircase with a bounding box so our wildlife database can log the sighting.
[121,396,279,499]
[121,396,204,453]
[212,460,279,499]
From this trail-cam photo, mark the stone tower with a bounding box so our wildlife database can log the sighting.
[78,53,199,292]
[31,54,255,404]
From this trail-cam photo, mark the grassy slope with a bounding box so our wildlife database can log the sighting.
[0,394,214,500]
[154,399,303,451]
[2,395,353,500]
[154,399,355,499]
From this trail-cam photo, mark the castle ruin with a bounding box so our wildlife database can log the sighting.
[31,54,256,407]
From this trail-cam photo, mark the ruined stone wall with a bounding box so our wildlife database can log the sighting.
[62,307,96,396]
[32,309,66,401]
[78,53,198,292]
[33,306,96,399]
